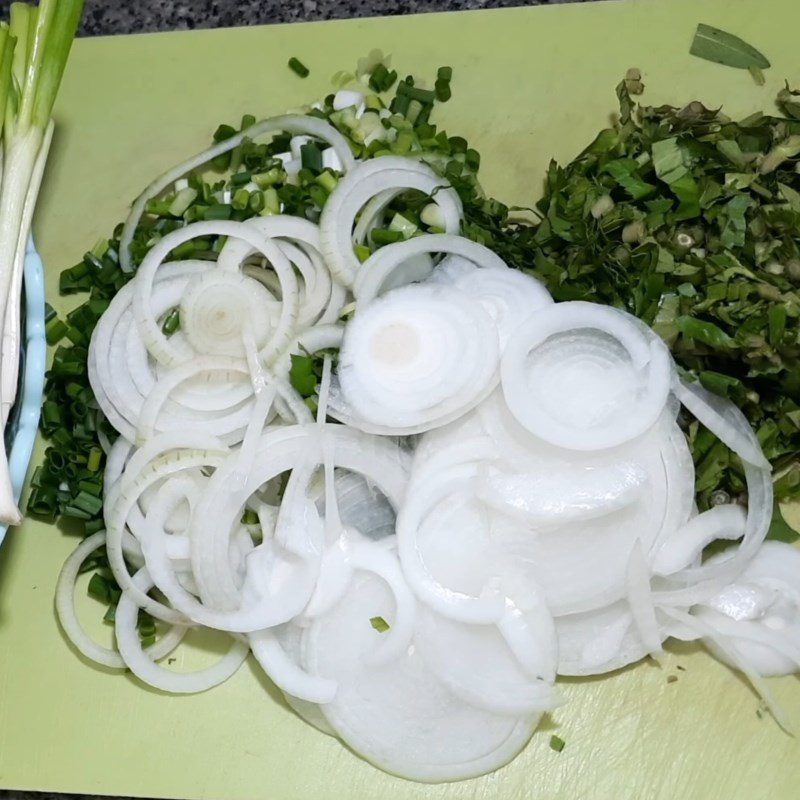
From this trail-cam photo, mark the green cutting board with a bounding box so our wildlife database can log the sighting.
[1,0,799,797]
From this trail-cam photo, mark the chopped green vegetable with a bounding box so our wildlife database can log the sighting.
[370,616,390,633]
[300,142,323,173]
[690,23,770,71]
[241,508,259,525]
[289,354,318,397]
[768,503,799,543]
[161,308,180,335]
[749,66,766,87]
[368,62,397,93]
[549,735,566,752]
[288,57,309,78]
[522,76,800,528]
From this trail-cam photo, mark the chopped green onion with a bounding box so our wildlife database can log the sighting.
[397,81,436,104]
[45,315,67,345]
[316,169,338,193]
[168,186,198,216]
[288,57,310,78]
[73,490,103,517]
[204,203,232,221]
[261,187,280,216]
[252,167,285,188]
[289,354,317,396]
[389,213,418,239]
[161,308,180,336]
[300,142,323,173]
[248,192,265,214]
[370,616,390,633]
[231,188,250,210]
[88,573,115,604]
[371,228,405,245]
[369,63,398,92]
[241,508,259,525]
[549,735,566,753]
[86,447,103,473]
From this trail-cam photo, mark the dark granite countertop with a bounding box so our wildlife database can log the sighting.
[77,0,580,36]
[0,1,582,799]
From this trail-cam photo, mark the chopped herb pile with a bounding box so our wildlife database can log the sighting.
[521,77,800,526]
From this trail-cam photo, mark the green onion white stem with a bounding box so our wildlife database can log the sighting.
[0,0,82,524]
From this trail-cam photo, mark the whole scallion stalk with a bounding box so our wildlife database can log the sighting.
[0,0,82,524]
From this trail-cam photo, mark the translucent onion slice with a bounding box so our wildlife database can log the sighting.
[105,444,229,624]
[673,376,770,469]
[694,542,800,677]
[555,601,647,676]
[303,571,538,783]
[179,271,275,356]
[335,284,499,431]
[115,568,249,693]
[477,460,648,525]
[655,380,773,603]
[663,606,794,733]
[352,234,510,306]
[320,157,463,288]
[396,469,512,624]
[134,426,409,632]
[318,469,396,541]
[414,605,560,716]
[217,216,346,327]
[249,628,337,703]
[653,504,747,577]
[55,533,186,669]
[500,302,671,451]
[447,265,553,347]
[132,221,299,367]
[270,623,337,735]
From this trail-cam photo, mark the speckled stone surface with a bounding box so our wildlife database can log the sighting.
[0,1,584,798]
[77,0,582,36]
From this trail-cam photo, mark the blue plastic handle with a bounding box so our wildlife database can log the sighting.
[0,238,47,548]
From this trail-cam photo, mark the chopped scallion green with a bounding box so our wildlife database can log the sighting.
[288,57,310,78]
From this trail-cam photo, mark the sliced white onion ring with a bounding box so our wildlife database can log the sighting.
[335,283,499,432]
[501,302,671,451]
[352,233,510,306]
[320,157,463,288]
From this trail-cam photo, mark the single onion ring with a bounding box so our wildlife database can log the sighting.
[320,157,463,288]
[500,301,671,451]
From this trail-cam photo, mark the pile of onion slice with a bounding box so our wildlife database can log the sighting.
[58,107,798,784]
